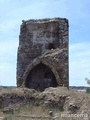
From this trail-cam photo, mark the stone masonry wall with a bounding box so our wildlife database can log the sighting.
[17,18,69,90]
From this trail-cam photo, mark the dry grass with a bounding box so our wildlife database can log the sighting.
[0,87,90,120]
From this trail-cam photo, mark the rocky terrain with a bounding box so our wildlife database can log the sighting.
[0,87,90,120]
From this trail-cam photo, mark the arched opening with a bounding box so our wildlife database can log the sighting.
[25,63,58,91]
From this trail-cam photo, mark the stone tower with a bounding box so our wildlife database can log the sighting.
[17,18,69,91]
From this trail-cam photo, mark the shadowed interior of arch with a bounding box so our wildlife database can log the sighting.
[25,63,58,91]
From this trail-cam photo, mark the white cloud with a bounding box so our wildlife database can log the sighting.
[0,40,18,86]
[0,40,18,57]
[69,42,90,86]
[0,20,19,33]
[0,62,16,86]
[65,0,90,23]
[0,0,90,86]
[0,0,67,35]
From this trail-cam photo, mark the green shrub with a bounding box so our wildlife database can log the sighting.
[34,99,41,106]
[86,88,90,94]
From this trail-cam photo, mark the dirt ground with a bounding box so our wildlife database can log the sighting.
[0,87,90,120]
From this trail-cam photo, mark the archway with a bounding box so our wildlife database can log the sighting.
[25,63,58,91]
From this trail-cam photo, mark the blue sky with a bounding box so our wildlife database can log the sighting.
[0,0,90,86]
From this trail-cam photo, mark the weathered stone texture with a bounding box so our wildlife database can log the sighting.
[17,18,69,91]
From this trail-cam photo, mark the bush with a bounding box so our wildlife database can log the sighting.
[86,88,90,94]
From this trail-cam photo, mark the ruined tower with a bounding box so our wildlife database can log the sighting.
[17,18,69,91]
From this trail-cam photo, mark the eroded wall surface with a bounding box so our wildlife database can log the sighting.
[17,18,69,90]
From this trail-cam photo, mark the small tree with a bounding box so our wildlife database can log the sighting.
[85,77,90,85]
[85,77,90,93]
